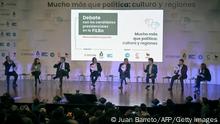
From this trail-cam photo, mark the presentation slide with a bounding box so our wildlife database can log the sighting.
[71,10,163,62]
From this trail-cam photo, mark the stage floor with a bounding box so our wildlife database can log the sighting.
[0,79,219,106]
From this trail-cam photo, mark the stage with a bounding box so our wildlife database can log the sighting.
[0,79,219,106]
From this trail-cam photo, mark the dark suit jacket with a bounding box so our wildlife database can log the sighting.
[90,62,102,76]
[199,68,211,81]
[54,62,70,76]
[144,64,158,78]
[3,61,16,75]
[174,64,187,79]
[118,63,131,79]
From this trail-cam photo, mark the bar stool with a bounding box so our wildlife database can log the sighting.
[45,74,56,80]
[135,76,144,83]
[106,75,117,82]
[162,76,171,83]
[19,73,30,80]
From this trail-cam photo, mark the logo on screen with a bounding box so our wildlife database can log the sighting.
[135,53,139,59]
[36,51,40,57]
[145,53,150,58]
[99,51,104,59]
[144,18,160,30]
[50,52,55,57]
[125,53,130,58]
[107,54,113,58]
[188,54,196,59]
[41,52,48,57]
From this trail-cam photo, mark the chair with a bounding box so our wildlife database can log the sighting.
[45,74,56,80]
[201,81,208,91]
[189,77,196,84]
[162,76,171,83]
[78,74,86,82]
[201,80,208,84]
[135,76,144,83]
[175,78,188,89]
[105,75,117,82]
[19,73,30,80]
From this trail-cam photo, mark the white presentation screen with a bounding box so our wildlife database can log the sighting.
[71,10,163,62]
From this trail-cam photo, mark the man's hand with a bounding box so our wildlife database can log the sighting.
[199,74,205,78]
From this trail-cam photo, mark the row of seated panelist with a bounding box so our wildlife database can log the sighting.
[1,73,209,84]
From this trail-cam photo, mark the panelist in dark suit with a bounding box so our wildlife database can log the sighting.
[53,57,70,88]
[168,59,187,91]
[3,56,18,92]
[90,57,102,87]
[144,58,158,90]
[194,63,211,92]
[118,58,131,89]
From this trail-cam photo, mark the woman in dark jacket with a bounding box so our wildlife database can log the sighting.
[31,58,41,87]
[195,63,211,92]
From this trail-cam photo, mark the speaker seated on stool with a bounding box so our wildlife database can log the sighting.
[64,93,97,104]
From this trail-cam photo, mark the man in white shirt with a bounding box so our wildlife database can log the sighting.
[118,58,131,89]
[168,59,188,92]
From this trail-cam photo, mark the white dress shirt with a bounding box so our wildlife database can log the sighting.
[60,62,65,70]
[90,63,98,72]
[121,64,126,72]
[148,64,153,74]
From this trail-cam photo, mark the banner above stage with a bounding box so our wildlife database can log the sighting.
[71,10,163,62]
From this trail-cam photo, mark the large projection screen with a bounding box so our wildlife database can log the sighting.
[71,10,163,62]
